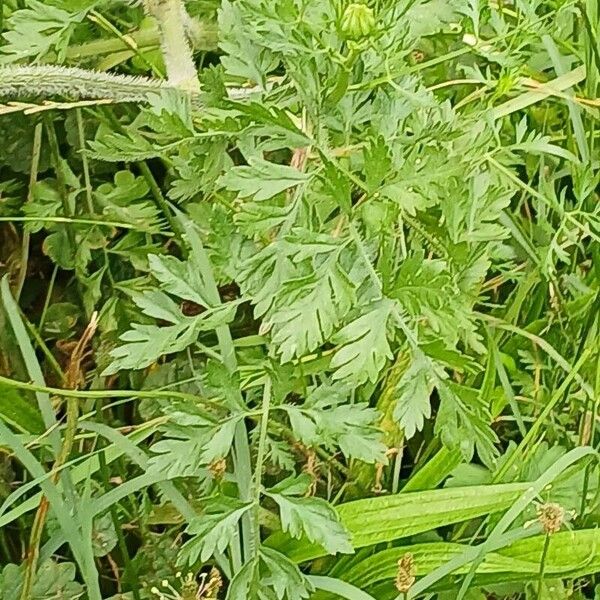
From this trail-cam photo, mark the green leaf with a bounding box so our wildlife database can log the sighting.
[1,1,85,63]
[181,500,253,564]
[103,303,236,374]
[88,129,161,162]
[364,136,392,194]
[237,240,296,318]
[392,351,433,439]
[225,561,257,600]
[0,383,44,434]
[95,170,162,231]
[92,514,118,558]
[148,253,210,307]
[308,575,378,600]
[380,182,436,216]
[0,560,84,600]
[285,384,386,463]
[319,152,352,214]
[268,473,312,496]
[268,259,355,361]
[261,547,314,600]
[330,299,395,385]
[235,101,311,150]
[265,482,529,563]
[266,492,353,556]
[200,416,243,463]
[338,528,600,592]
[220,157,310,201]
[128,290,183,323]
[435,380,498,466]
[218,0,278,87]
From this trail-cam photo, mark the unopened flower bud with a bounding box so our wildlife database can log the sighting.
[340,3,376,39]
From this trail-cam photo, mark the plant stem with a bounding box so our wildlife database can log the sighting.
[184,225,255,566]
[66,21,218,61]
[0,373,222,416]
[75,109,94,215]
[15,122,43,301]
[252,377,272,556]
[146,0,200,91]
[536,533,551,600]
[44,116,76,248]
[21,313,64,380]
[38,265,58,333]
[137,161,188,253]
[88,10,163,77]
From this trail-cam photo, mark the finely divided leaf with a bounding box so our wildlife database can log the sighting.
[148,253,209,307]
[220,157,310,201]
[393,352,433,439]
[266,492,353,556]
[181,502,253,564]
[103,304,236,375]
[330,299,395,384]
[268,260,355,361]
[285,385,387,463]
[260,547,314,600]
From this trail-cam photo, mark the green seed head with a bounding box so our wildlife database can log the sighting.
[340,3,376,39]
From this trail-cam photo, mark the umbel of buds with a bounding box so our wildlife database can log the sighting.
[395,552,416,594]
[340,2,376,39]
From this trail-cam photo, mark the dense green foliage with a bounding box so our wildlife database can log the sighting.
[0,0,599,598]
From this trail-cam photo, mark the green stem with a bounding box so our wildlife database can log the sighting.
[38,265,58,333]
[581,347,600,517]
[98,107,188,253]
[44,117,76,248]
[189,227,255,566]
[65,21,218,60]
[536,533,551,600]
[22,313,64,380]
[75,109,94,215]
[15,123,43,301]
[146,0,200,91]
[0,373,220,416]
[494,346,594,482]
[252,377,272,557]
[137,161,188,253]
[88,10,163,77]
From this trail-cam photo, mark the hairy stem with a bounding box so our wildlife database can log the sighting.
[0,65,250,106]
[0,65,168,102]
[145,0,200,91]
